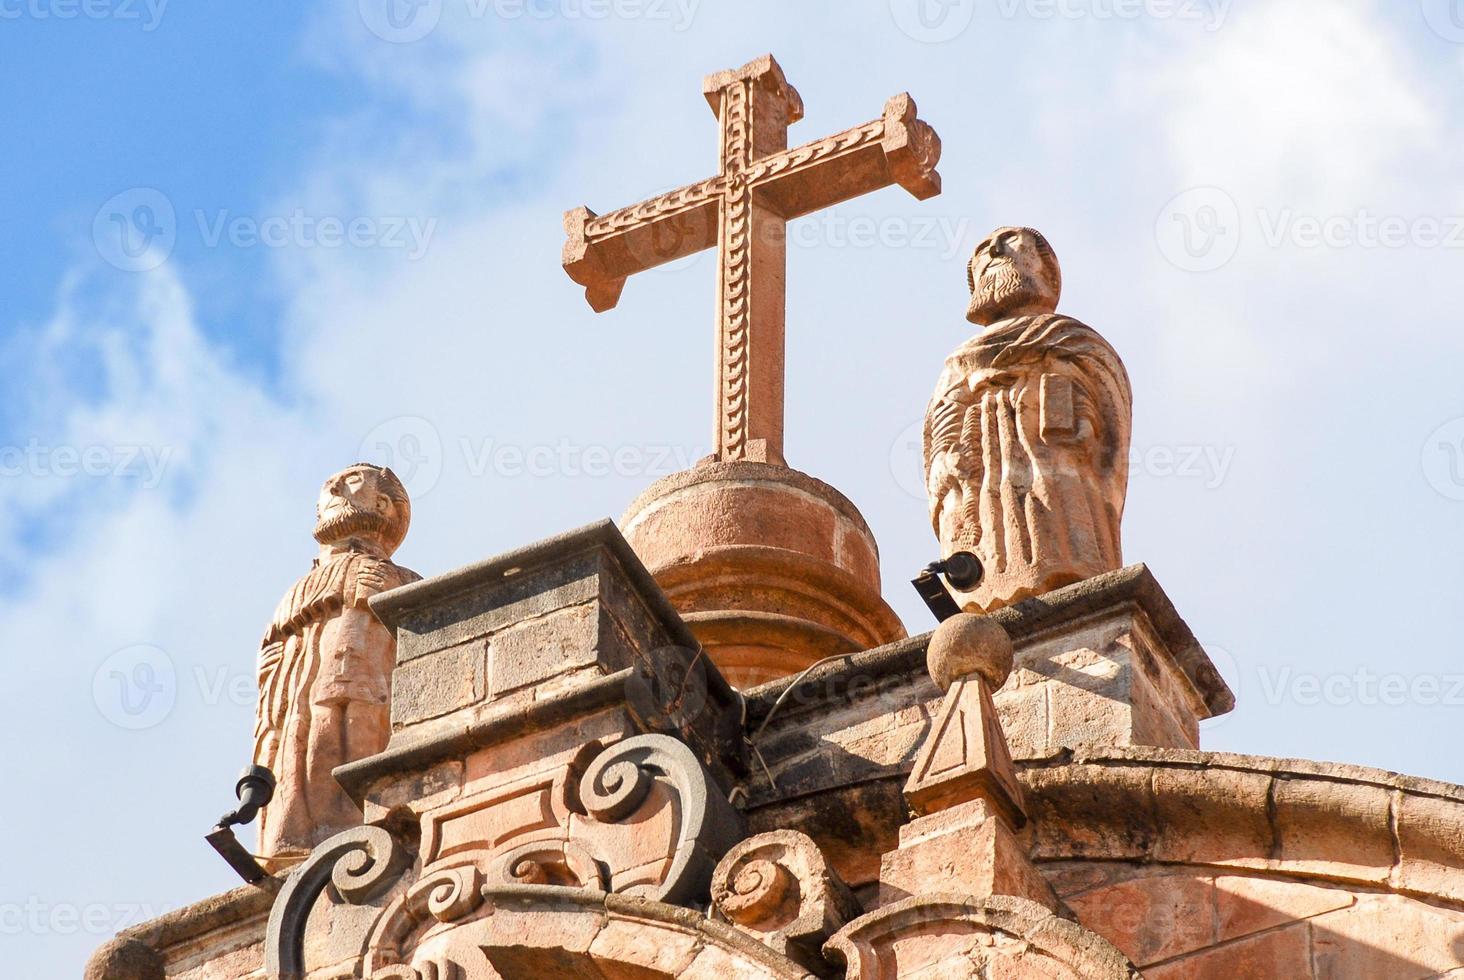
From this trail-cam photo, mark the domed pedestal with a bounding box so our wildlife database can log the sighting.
[620,460,906,688]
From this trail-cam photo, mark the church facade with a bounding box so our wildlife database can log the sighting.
[88,56,1464,980]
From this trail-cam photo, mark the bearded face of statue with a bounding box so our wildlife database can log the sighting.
[313,465,411,555]
[966,227,1062,327]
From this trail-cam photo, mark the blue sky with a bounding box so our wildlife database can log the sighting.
[5,1,1464,973]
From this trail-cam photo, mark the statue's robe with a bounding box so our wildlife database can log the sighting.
[923,314,1131,612]
[253,549,420,860]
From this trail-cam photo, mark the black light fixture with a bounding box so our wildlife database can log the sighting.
[205,765,276,884]
[911,551,983,623]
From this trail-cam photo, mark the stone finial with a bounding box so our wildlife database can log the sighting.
[926,610,1013,692]
[924,227,1132,613]
[84,937,164,980]
[252,464,421,866]
[711,829,860,972]
[880,614,1056,910]
[905,614,1025,826]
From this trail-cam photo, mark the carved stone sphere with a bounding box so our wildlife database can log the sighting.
[927,613,1014,692]
[84,938,164,980]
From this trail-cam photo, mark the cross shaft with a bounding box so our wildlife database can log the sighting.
[563,54,942,464]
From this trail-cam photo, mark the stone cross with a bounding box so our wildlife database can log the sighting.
[563,54,942,465]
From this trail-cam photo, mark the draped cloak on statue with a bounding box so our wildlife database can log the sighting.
[253,548,420,858]
[923,314,1132,611]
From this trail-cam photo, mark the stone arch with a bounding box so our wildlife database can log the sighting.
[366,885,816,979]
[825,894,1141,980]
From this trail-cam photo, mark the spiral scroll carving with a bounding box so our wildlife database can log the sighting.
[266,825,410,980]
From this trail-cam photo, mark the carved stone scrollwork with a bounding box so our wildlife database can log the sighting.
[405,863,483,925]
[577,733,744,906]
[486,839,606,890]
[711,830,860,974]
[265,825,411,980]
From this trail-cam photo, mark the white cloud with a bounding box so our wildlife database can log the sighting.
[1155,0,1437,210]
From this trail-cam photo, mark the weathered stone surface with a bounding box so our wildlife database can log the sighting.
[84,937,164,980]
[1394,788,1464,904]
[389,639,484,727]
[1271,776,1394,884]
[1213,874,1355,942]
[1144,922,1312,979]
[879,803,1057,911]
[924,227,1132,614]
[828,894,1141,979]
[351,520,748,811]
[254,463,420,865]
[622,460,906,688]
[711,829,860,973]
[744,565,1233,797]
[1067,873,1215,966]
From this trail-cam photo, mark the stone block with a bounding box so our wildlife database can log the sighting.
[1272,777,1393,883]
[390,641,485,727]
[1143,921,1311,979]
[1213,874,1354,944]
[372,521,695,731]
[1150,767,1272,868]
[1309,892,1464,978]
[1066,873,1215,967]
[1394,790,1464,904]
[878,802,1056,909]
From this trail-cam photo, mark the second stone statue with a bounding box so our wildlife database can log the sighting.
[923,227,1132,612]
[252,463,420,867]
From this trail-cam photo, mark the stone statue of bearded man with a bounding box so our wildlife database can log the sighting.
[252,464,420,865]
[923,227,1132,612]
